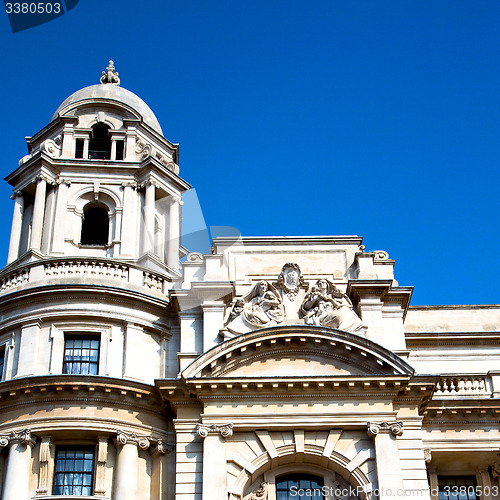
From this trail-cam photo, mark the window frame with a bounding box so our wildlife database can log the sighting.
[276,473,325,499]
[63,335,101,376]
[0,334,14,382]
[437,476,479,500]
[52,444,96,496]
[260,465,339,500]
[49,323,111,377]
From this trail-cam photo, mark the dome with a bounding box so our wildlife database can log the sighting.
[52,83,163,135]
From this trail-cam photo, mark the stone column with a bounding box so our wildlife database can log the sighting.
[83,138,89,159]
[367,422,405,499]
[197,423,233,500]
[111,138,117,160]
[1,429,36,500]
[167,195,180,270]
[114,430,150,500]
[41,185,56,254]
[52,179,70,254]
[30,176,47,251]
[143,181,155,254]
[120,182,138,257]
[7,191,24,263]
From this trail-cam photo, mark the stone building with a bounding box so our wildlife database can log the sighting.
[0,62,499,500]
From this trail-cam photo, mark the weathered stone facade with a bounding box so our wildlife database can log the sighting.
[0,63,499,500]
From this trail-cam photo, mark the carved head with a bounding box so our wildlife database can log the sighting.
[316,279,328,293]
[257,281,268,295]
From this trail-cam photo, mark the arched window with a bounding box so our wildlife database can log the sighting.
[89,123,111,159]
[276,474,324,500]
[80,203,109,246]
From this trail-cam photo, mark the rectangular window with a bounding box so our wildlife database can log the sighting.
[75,139,84,159]
[438,476,478,500]
[63,336,100,375]
[0,347,5,381]
[116,140,124,160]
[53,446,95,496]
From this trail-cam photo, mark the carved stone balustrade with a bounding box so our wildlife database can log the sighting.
[434,375,491,398]
[0,258,171,298]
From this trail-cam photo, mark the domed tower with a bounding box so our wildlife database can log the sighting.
[0,62,190,499]
[7,60,189,273]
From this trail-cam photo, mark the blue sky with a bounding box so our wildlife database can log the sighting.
[0,1,499,305]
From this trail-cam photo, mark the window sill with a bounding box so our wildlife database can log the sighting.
[35,496,109,500]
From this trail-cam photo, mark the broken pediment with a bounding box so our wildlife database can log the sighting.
[182,325,413,380]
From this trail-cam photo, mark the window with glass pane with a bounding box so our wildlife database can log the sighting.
[63,336,100,375]
[53,446,95,496]
[276,474,324,500]
[438,476,478,500]
[0,347,5,381]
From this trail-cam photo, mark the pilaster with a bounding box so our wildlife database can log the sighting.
[197,423,233,500]
[367,421,405,499]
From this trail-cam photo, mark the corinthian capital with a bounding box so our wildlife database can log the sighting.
[367,421,404,437]
[115,430,151,450]
[196,423,233,439]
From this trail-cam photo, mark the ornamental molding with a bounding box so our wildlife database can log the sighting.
[100,60,120,86]
[0,429,36,447]
[151,439,175,456]
[424,449,432,463]
[115,430,151,450]
[367,421,404,437]
[250,481,269,500]
[196,423,233,439]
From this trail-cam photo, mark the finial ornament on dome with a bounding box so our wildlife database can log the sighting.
[100,60,120,86]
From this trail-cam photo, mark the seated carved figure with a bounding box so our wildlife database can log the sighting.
[225,281,284,335]
[301,279,365,334]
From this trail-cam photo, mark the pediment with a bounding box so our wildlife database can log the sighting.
[182,325,414,380]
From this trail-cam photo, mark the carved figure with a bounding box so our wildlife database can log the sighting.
[276,262,305,301]
[491,455,500,478]
[225,281,284,335]
[250,481,268,500]
[301,279,365,334]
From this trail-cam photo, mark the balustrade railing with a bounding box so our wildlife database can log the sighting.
[45,261,129,281]
[434,376,490,397]
[0,258,170,297]
[0,268,29,290]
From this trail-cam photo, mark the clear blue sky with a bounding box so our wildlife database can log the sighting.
[1,1,499,305]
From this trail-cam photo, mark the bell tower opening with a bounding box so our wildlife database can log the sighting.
[80,203,109,246]
[89,123,111,159]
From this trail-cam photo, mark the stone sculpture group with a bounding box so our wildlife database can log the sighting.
[224,264,366,336]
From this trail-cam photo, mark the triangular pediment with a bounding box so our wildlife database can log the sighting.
[182,326,414,380]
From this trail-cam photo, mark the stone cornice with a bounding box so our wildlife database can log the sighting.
[181,326,414,380]
[0,375,169,417]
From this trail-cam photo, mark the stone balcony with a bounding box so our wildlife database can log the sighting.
[0,257,172,298]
